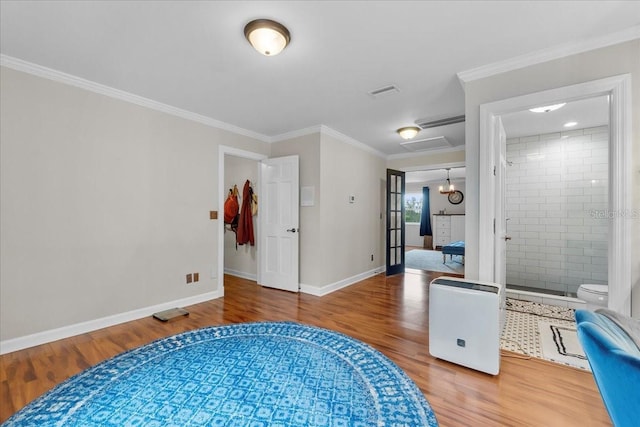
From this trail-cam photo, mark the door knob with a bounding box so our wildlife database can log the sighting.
[504,235,512,241]
[286,228,298,233]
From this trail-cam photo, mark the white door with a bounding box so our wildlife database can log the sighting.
[494,117,508,286]
[259,155,299,292]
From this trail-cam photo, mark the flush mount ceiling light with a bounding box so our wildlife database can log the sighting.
[439,168,455,195]
[244,19,291,56]
[564,121,578,127]
[529,103,566,113]
[397,126,420,140]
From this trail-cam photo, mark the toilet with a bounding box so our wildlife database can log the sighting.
[577,284,609,310]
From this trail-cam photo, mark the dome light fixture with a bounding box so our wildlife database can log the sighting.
[529,103,566,113]
[397,126,420,140]
[564,121,578,128]
[244,19,291,56]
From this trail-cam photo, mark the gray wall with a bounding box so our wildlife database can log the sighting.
[0,66,269,341]
[272,132,386,291]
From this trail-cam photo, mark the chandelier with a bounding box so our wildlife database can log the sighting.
[439,168,455,195]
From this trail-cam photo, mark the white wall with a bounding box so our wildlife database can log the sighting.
[505,127,608,295]
[405,181,466,247]
[463,40,639,315]
[271,131,386,291]
[223,155,258,279]
[319,133,386,287]
[0,66,270,342]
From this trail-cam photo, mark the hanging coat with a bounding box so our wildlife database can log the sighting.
[237,180,255,246]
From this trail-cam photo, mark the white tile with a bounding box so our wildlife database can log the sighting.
[583,125,608,134]
[543,298,568,307]
[540,260,562,269]
[567,301,586,310]
[540,132,562,140]
[505,290,520,299]
[521,135,541,144]
[520,294,543,303]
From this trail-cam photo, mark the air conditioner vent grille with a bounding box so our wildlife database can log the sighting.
[400,136,451,152]
[417,115,465,129]
[368,84,399,98]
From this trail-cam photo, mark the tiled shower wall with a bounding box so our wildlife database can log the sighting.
[505,126,608,296]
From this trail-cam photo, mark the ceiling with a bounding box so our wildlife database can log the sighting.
[1,1,639,156]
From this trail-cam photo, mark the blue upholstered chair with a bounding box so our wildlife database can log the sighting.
[575,309,640,427]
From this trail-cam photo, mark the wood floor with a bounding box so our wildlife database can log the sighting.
[0,272,611,426]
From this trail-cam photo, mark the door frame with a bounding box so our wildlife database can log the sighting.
[218,146,267,294]
[479,74,632,315]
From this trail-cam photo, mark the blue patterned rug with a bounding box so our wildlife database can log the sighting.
[5,322,438,426]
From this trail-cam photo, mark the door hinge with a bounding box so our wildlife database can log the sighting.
[493,218,496,234]
[493,166,496,176]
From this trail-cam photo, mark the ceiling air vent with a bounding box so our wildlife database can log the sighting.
[400,136,451,152]
[417,115,465,129]
[368,84,399,98]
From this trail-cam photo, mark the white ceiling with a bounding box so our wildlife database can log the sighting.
[501,96,610,138]
[1,1,638,156]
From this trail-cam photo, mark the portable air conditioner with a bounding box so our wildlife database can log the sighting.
[429,276,505,375]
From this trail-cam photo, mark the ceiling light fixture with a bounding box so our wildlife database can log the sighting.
[564,121,578,127]
[244,19,291,56]
[529,103,566,113]
[397,126,420,140]
[439,168,455,195]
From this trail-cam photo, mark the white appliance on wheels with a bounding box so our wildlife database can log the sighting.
[429,276,505,375]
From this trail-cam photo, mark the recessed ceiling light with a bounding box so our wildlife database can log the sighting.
[564,121,578,128]
[397,126,420,140]
[529,103,566,113]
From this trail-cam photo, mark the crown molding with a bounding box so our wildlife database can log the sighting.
[457,25,640,87]
[0,54,270,142]
[318,125,387,159]
[269,125,323,143]
[270,124,387,159]
[386,144,465,161]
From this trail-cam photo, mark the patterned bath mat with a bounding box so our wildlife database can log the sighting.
[505,297,575,321]
[539,321,590,370]
[4,322,438,426]
[501,304,590,371]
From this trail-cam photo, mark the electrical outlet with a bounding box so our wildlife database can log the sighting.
[194,272,199,282]
[371,254,374,261]
[186,273,193,284]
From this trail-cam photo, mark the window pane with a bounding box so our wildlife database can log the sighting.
[404,193,423,223]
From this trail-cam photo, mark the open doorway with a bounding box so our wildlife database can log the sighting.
[223,154,259,281]
[403,166,465,276]
[217,146,267,294]
[479,75,632,315]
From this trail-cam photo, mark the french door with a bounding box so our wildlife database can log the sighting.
[386,169,405,275]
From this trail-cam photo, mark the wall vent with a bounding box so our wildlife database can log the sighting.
[368,84,399,98]
[417,115,465,129]
[400,136,451,152]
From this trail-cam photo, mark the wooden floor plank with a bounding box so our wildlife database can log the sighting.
[0,272,611,425]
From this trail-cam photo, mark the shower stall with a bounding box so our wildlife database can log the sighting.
[502,96,609,298]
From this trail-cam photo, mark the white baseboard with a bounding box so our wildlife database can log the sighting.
[300,266,385,296]
[223,268,257,281]
[0,290,223,355]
